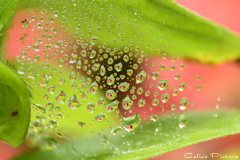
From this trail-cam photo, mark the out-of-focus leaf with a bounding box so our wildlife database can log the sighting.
[0,0,18,30]
[15,111,240,160]
[0,61,31,146]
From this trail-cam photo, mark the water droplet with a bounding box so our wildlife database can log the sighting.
[195,75,200,81]
[106,90,117,100]
[107,74,115,85]
[98,97,106,107]
[56,113,64,119]
[69,72,76,82]
[90,36,99,44]
[121,96,133,110]
[43,94,49,101]
[179,97,189,110]
[174,74,180,80]
[196,85,201,91]
[171,104,176,111]
[155,126,162,132]
[100,66,106,76]
[59,77,66,84]
[78,122,86,128]
[58,58,64,67]
[170,65,175,71]
[151,72,160,80]
[48,120,58,128]
[178,82,186,91]
[68,95,81,110]
[95,113,107,122]
[158,80,168,90]
[159,64,165,70]
[114,62,123,72]
[118,82,130,92]
[111,126,122,135]
[161,93,169,103]
[120,113,141,132]
[80,50,87,57]
[54,106,61,112]
[90,82,98,95]
[178,114,187,129]
[173,89,179,96]
[145,90,150,97]
[55,90,67,104]
[41,74,49,88]
[150,114,158,122]
[87,103,95,113]
[127,69,133,76]
[45,102,54,109]
[123,55,129,62]
[179,63,185,70]
[17,67,25,74]
[32,121,44,133]
[152,99,159,106]
[106,100,118,112]
[47,85,55,94]
[33,43,40,51]
[92,63,100,72]
[69,53,77,64]
[33,104,46,113]
[136,71,146,84]
[138,99,146,107]
[137,87,143,95]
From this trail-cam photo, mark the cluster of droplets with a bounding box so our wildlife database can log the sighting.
[3,2,203,150]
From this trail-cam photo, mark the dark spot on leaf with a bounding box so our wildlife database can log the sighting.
[11,110,18,117]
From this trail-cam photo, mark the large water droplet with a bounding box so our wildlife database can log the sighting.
[90,82,98,95]
[151,72,160,80]
[118,82,130,92]
[55,90,67,104]
[87,102,95,113]
[111,126,122,135]
[136,71,146,84]
[161,93,169,103]
[107,74,115,86]
[122,96,133,110]
[32,121,44,133]
[158,80,168,90]
[95,113,107,122]
[179,97,189,110]
[120,113,141,132]
[138,99,146,107]
[106,100,118,112]
[106,90,117,100]
[178,114,187,129]
[68,95,81,110]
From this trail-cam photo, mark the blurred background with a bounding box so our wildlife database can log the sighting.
[1,0,240,160]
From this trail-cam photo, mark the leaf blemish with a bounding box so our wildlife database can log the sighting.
[11,110,18,117]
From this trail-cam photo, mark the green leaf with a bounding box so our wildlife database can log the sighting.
[9,0,240,64]
[0,61,31,147]
[15,111,240,160]
[0,0,18,30]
